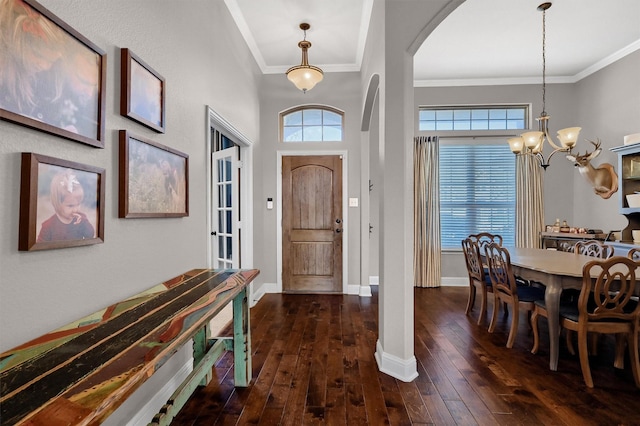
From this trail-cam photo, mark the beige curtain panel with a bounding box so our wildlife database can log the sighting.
[414,136,441,287]
[516,154,544,248]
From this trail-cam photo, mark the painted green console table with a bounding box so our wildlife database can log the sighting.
[0,268,259,425]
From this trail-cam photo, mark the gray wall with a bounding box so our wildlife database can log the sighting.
[0,0,261,351]
[573,50,640,231]
[413,49,640,280]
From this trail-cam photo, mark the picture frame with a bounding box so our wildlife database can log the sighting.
[0,0,107,148]
[119,130,188,218]
[19,153,105,251]
[120,48,166,133]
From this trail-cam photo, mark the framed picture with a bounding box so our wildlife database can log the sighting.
[120,48,166,133]
[0,0,107,148]
[19,153,105,251]
[119,130,188,218]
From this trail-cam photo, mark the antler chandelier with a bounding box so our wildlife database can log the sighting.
[507,2,581,170]
[286,23,323,93]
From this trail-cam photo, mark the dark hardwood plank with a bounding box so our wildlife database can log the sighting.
[173,287,640,426]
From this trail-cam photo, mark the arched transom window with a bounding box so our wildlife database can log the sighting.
[280,106,344,142]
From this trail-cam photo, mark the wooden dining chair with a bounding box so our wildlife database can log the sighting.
[617,248,640,369]
[574,240,614,259]
[558,257,640,388]
[469,232,503,256]
[532,239,616,356]
[486,243,545,348]
[462,237,494,325]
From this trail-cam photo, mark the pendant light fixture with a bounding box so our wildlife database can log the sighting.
[507,2,581,170]
[286,23,323,93]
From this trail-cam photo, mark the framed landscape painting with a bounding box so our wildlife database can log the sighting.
[19,153,105,251]
[120,48,166,133]
[0,0,107,148]
[119,130,188,218]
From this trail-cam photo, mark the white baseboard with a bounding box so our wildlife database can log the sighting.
[347,284,360,295]
[441,277,467,287]
[359,285,372,297]
[251,282,266,306]
[263,282,370,296]
[103,344,192,426]
[263,282,279,293]
[369,276,466,287]
[374,340,419,383]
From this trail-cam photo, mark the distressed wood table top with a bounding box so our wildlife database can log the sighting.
[0,268,259,425]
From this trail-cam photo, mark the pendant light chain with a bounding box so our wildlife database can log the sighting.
[541,5,547,117]
[506,2,583,168]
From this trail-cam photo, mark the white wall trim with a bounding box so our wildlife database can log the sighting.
[441,277,467,287]
[263,282,279,294]
[206,106,255,293]
[374,340,418,383]
[250,282,265,307]
[276,150,349,294]
[124,359,192,426]
[369,275,379,286]
[103,344,192,426]
[347,284,360,295]
[359,285,372,297]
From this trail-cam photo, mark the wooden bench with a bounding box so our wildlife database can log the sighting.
[0,268,259,425]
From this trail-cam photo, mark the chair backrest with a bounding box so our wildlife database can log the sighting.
[485,242,516,297]
[580,256,640,321]
[469,233,503,256]
[461,238,484,283]
[574,240,614,259]
[627,247,640,261]
[557,241,576,252]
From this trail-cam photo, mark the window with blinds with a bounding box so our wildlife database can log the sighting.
[439,140,516,249]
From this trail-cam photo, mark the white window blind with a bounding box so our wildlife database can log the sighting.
[439,140,516,249]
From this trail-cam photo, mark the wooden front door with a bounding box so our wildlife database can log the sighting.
[282,155,343,293]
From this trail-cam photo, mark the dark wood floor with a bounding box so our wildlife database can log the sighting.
[173,286,640,425]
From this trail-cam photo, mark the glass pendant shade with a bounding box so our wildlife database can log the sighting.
[286,63,323,93]
[286,25,324,93]
[556,127,581,148]
[508,137,524,154]
[521,131,544,153]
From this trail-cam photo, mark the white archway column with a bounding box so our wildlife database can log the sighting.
[374,0,464,382]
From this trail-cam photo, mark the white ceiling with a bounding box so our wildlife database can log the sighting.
[226,0,640,87]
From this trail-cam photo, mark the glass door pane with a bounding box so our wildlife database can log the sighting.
[212,146,239,269]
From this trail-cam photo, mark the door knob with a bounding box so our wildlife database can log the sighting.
[336,218,342,224]
[336,228,342,233]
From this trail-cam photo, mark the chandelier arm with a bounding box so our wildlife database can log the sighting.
[538,145,569,170]
[543,130,565,151]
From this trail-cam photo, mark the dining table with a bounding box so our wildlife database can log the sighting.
[506,247,601,371]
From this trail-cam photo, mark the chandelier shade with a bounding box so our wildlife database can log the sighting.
[286,23,323,93]
[507,2,581,170]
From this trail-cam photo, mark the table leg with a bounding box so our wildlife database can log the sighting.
[545,277,562,371]
[232,287,251,386]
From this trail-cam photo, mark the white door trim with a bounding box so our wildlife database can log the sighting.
[206,106,254,272]
[276,150,349,294]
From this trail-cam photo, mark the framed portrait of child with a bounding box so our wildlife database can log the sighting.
[19,152,105,251]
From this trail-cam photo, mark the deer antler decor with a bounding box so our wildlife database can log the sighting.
[566,139,618,199]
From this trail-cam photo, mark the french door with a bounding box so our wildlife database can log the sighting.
[212,146,239,269]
